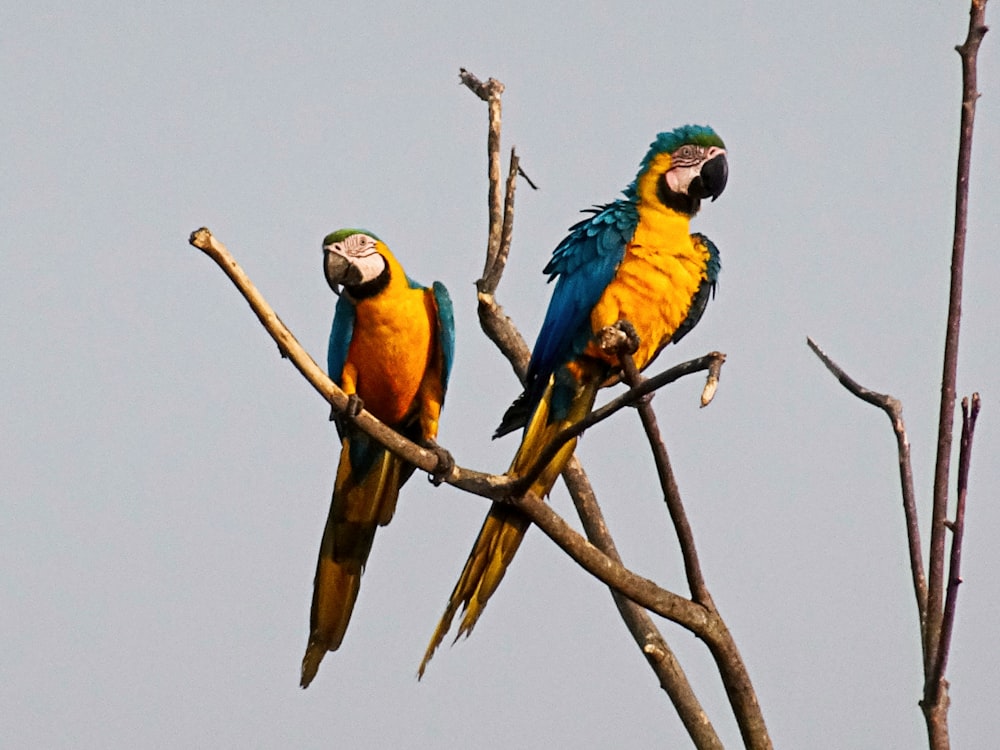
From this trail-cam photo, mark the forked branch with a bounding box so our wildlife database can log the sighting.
[807,3,988,748]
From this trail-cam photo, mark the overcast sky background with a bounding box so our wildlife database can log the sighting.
[4,2,999,748]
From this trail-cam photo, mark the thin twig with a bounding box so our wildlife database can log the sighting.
[517,165,539,190]
[806,337,927,631]
[929,393,979,703]
[493,148,519,291]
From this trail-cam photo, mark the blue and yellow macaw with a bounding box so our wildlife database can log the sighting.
[418,125,727,676]
[301,229,455,688]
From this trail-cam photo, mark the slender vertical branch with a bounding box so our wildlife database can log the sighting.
[925,0,988,688]
[923,10,988,748]
[619,352,711,605]
[929,394,979,705]
[494,148,519,290]
[563,461,724,750]
[809,4,987,748]
[461,68,505,289]
[615,349,770,748]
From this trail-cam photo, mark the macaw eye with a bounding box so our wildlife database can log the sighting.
[671,144,702,164]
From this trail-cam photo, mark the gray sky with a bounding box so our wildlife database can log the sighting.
[3,2,999,748]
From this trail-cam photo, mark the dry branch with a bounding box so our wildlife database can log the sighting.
[808,3,988,747]
[562,460,724,750]
[807,337,926,628]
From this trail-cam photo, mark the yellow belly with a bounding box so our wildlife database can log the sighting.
[347,287,432,425]
[587,213,708,371]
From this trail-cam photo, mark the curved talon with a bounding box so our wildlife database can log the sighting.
[422,439,455,486]
[597,320,641,357]
[331,393,365,430]
[344,394,364,418]
[614,319,641,355]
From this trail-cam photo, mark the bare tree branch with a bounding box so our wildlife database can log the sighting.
[808,4,987,747]
[620,351,711,605]
[926,2,989,708]
[922,6,988,747]
[806,337,926,631]
[617,350,772,748]
[562,460,724,750]
[929,394,980,703]
[460,68,505,289]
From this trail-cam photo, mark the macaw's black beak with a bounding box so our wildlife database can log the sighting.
[324,250,364,292]
[695,152,728,202]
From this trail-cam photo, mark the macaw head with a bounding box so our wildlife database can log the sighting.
[322,229,391,298]
[628,125,728,216]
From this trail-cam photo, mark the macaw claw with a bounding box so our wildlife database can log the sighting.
[597,319,641,357]
[422,439,455,486]
[330,393,365,428]
[614,319,641,355]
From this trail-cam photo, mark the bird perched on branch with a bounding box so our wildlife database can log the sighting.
[301,229,455,688]
[419,125,727,676]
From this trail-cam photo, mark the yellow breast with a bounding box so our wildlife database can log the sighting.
[346,255,433,426]
[587,208,708,371]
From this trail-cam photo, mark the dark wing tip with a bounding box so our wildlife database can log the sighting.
[493,392,531,439]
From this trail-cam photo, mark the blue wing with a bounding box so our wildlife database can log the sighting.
[432,281,456,394]
[529,201,636,389]
[327,294,356,384]
[494,200,636,437]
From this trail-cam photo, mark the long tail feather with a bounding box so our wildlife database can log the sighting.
[301,436,404,687]
[418,376,599,677]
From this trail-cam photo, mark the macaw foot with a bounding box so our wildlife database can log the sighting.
[597,319,641,357]
[614,319,641,355]
[599,320,650,399]
[330,393,365,428]
[421,439,455,486]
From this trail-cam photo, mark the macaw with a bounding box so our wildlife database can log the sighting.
[418,125,727,676]
[300,229,455,688]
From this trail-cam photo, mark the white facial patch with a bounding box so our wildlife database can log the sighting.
[664,145,726,196]
[349,251,387,284]
[324,233,387,285]
[666,165,700,194]
[327,232,379,260]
